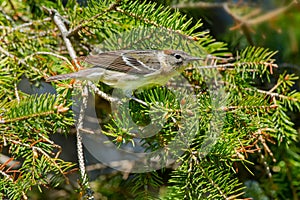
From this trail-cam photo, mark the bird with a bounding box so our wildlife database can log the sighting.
[46,49,201,91]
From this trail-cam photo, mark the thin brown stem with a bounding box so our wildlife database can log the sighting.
[68,0,121,37]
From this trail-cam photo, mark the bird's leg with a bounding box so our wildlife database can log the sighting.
[88,81,122,104]
[124,89,149,107]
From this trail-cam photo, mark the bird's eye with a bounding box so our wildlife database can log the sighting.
[174,54,182,59]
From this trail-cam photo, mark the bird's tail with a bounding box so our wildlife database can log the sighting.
[46,71,82,81]
[46,68,104,82]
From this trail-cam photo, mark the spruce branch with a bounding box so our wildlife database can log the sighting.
[199,165,232,199]
[7,138,70,180]
[1,0,299,199]
[0,170,13,182]
[42,7,78,62]
[220,104,277,112]
[247,88,300,102]
[173,0,297,45]
[1,110,55,124]
[173,1,225,9]
[226,0,298,30]
[0,17,52,41]
[43,6,94,198]
[255,142,272,179]
[0,6,15,24]
[0,157,18,181]
[23,51,73,67]
[114,2,202,42]
[75,84,89,182]
[173,1,297,24]
[0,94,67,124]
[68,0,121,37]
[0,45,46,76]
[87,81,120,103]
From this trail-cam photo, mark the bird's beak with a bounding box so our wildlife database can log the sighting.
[187,56,202,61]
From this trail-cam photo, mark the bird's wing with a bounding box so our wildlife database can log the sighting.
[81,50,161,75]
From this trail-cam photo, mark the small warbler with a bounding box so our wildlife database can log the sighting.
[47,49,201,90]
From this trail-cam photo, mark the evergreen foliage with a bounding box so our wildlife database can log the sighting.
[0,0,299,199]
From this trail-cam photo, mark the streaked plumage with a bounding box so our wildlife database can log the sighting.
[47,49,201,90]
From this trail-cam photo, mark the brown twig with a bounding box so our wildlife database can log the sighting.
[225,0,298,46]
[172,2,225,9]
[68,0,121,37]
[114,7,200,42]
[248,88,299,102]
[0,45,46,76]
[0,17,52,41]
[23,51,73,67]
[43,6,94,198]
